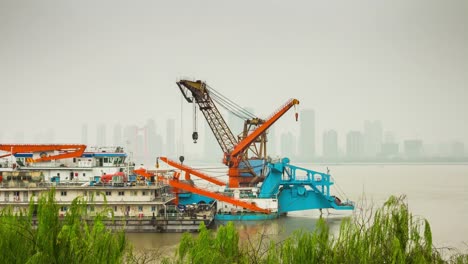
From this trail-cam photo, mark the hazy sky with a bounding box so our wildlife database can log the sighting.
[1,0,467,149]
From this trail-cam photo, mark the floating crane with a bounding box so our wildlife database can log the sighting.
[160,79,354,219]
[177,79,299,188]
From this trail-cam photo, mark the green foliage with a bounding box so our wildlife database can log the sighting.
[170,195,468,264]
[176,221,246,264]
[0,189,129,264]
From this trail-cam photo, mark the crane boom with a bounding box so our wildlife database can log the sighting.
[169,178,270,214]
[231,98,299,157]
[159,157,226,186]
[0,144,87,162]
[175,79,299,188]
[177,80,237,153]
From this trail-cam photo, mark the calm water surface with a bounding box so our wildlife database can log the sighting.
[127,164,468,254]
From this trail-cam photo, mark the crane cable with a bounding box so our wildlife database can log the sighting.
[180,92,184,155]
[329,173,351,203]
[206,85,256,120]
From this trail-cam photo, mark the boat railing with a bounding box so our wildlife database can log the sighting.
[282,163,332,198]
[0,180,170,189]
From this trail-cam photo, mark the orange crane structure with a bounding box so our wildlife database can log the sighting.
[160,79,354,218]
[0,144,87,162]
[176,79,299,188]
[156,79,300,214]
[159,156,270,213]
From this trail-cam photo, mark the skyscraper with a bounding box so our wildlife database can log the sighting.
[96,124,106,147]
[451,141,465,158]
[404,140,423,159]
[145,119,158,159]
[298,109,315,161]
[323,130,338,159]
[346,131,364,159]
[123,125,138,155]
[364,120,383,158]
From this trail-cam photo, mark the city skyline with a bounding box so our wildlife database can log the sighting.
[2,0,468,150]
[2,110,465,163]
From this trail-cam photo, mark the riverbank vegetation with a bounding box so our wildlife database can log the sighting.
[173,195,467,264]
[0,191,130,264]
[1,192,466,263]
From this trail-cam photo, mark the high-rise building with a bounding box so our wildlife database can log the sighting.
[81,124,88,145]
[346,131,364,159]
[134,126,148,161]
[364,120,383,158]
[298,109,315,161]
[280,131,297,159]
[145,119,158,159]
[113,124,122,147]
[323,130,338,159]
[403,140,423,159]
[166,119,176,158]
[123,125,138,155]
[381,143,399,158]
[96,124,106,146]
[384,131,396,144]
[451,141,465,158]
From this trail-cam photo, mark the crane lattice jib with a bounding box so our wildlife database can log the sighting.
[177,80,238,153]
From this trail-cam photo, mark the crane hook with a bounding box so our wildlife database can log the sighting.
[294,105,299,121]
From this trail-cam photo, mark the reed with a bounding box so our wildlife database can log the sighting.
[0,190,129,264]
[172,195,468,264]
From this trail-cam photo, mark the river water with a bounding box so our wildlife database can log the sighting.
[127,164,468,255]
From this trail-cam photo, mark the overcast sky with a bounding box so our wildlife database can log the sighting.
[1,0,467,150]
